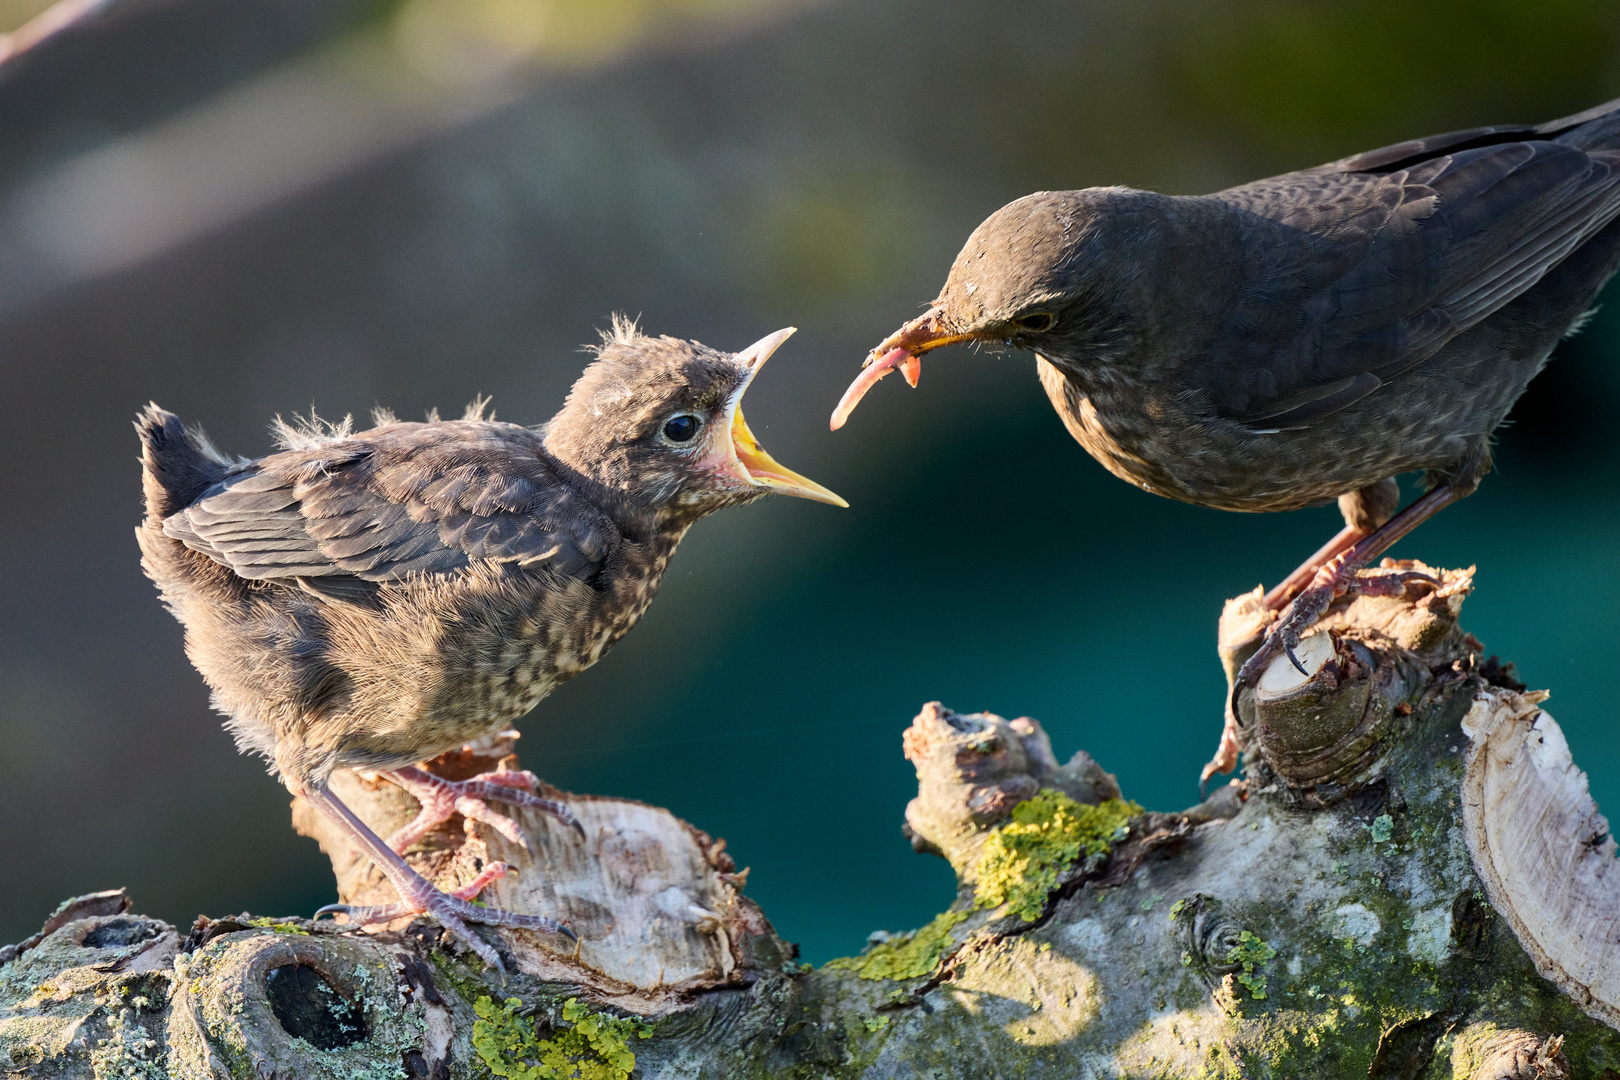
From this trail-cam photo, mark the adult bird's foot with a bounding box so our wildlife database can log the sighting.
[1249,555,1441,682]
[385,764,582,854]
[1210,556,1441,791]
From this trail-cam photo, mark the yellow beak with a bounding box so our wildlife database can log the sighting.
[728,327,849,508]
[731,405,848,507]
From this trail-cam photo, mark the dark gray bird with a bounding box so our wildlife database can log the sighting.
[831,97,1620,781]
[137,322,843,968]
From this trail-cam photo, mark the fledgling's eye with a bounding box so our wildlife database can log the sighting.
[1013,311,1056,333]
[662,414,702,443]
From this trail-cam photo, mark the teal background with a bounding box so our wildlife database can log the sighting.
[0,0,1615,964]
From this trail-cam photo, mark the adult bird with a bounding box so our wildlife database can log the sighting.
[831,97,1620,782]
[138,321,844,969]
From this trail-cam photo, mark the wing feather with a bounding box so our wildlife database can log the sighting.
[162,420,622,591]
[1202,105,1620,427]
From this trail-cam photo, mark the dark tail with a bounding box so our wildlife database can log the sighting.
[1542,96,1620,152]
[135,403,230,523]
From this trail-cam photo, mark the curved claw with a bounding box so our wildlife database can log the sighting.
[314,901,412,923]
[1284,642,1309,677]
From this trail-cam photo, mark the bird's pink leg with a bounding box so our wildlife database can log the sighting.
[1262,522,1368,610]
[1249,485,1457,679]
[297,782,570,972]
[383,765,581,854]
[319,862,512,925]
[1203,485,1460,788]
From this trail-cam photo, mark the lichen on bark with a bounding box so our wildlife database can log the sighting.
[972,792,1142,921]
[470,996,651,1080]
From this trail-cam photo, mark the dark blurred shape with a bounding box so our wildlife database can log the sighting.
[0,0,1616,963]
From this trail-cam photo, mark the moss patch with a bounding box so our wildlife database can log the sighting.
[471,996,651,1080]
[1225,930,1277,1000]
[824,910,970,981]
[974,792,1141,921]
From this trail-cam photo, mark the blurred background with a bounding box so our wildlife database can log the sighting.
[1,0,1617,963]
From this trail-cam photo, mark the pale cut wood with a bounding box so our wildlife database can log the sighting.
[1462,687,1620,1030]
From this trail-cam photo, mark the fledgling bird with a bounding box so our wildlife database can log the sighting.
[832,97,1620,781]
[137,321,844,968]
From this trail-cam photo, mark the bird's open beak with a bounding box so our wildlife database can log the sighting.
[727,328,849,507]
[829,307,974,430]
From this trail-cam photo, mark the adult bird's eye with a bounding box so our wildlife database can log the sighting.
[1014,312,1056,333]
[662,414,702,443]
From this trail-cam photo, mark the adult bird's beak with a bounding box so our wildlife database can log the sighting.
[829,307,975,430]
[727,328,849,507]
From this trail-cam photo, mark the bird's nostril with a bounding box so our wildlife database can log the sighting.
[265,963,365,1049]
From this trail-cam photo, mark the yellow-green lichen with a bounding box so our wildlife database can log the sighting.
[244,918,309,935]
[824,910,970,981]
[472,996,651,1080]
[973,792,1142,921]
[1226,930,1277,1000]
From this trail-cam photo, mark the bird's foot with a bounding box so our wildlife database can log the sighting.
[385,764,581,854]
[1249,554,1442,681]
[314,859,574,968]
[1220,553,1443,775]
[315,861,511,924]
[1347,566,1442,599]
[1208,483,1459,789]
[300,782,571,973]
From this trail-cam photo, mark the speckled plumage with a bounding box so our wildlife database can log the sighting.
[135,322,841,962]
[140,329,742,788]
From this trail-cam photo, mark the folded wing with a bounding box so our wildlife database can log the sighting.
[163,421,620,587]
[1202,97,1620,427]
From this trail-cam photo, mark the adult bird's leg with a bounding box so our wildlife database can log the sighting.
[1251,484,1458,678]
[1262,523,1368,609]
[296,781,571,972]
[1201,483,1460,788]
[1263,479,1402,609]
[383,764,582,854]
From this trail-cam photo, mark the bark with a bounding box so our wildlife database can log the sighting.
[3,560,1617,1079]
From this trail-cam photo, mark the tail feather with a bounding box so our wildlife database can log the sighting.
[1544,95,1620,152]
[135,404,231,523]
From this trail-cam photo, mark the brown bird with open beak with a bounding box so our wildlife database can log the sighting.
[137,320,843,969]
[833,97,1620,784]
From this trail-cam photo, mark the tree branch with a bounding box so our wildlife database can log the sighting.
[2,559,1616,1077]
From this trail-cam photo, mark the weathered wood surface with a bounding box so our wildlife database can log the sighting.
[3,560,1617,1078]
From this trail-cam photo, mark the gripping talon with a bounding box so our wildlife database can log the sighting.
[385,765,579,854]
[1285,643,1309,676]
